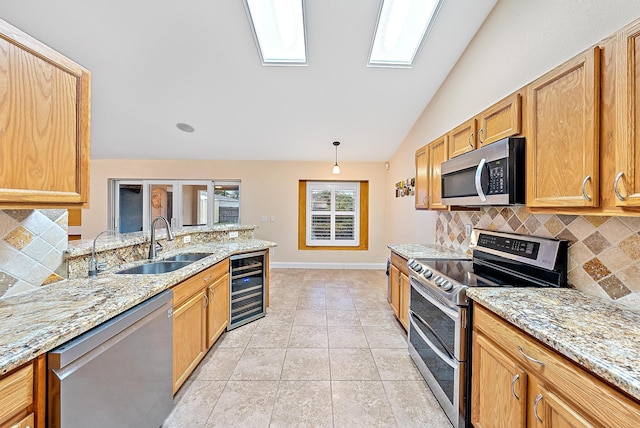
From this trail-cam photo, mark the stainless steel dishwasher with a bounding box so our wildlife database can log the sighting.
[48,289,174,428]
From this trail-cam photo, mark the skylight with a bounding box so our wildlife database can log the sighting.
[368,0,443,67]
[244,0,307,65]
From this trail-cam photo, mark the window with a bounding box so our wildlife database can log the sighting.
[298,180,369,250]
[109,179,241,234]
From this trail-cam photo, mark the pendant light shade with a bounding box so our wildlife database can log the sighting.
[332,141,341,174]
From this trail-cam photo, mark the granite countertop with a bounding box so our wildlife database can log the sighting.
[0,239,276,374]
[387,243,470,260]
[467,288,640,401]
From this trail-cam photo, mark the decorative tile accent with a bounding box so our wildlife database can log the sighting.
[0,209,68,297]
[436,208,640,310]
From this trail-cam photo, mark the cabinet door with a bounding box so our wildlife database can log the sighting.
[415,146,429,209]
[614,22,640,206]
[526,48,600,207]
[536,387,595,428]
[389,264,400,317]
[173,291,207,393]
[427,135,448,210]
[448,118,477,159]
[207,273,230,349]
[398,272,410,330]
[471,333,528,428]
[478,93,521,147]
[0,19,90,208]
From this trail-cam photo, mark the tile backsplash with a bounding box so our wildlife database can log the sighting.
[0,209,68,298]
[436,207,640,310]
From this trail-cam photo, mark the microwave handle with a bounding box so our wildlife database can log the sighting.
[475,158,488,201]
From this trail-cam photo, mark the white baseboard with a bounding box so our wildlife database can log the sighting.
[270,262,386,270]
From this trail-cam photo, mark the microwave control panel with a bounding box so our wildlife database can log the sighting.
[487,159,507,194]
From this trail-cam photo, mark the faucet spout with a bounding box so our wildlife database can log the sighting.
[88,229,123,276]
[150,216,174,260]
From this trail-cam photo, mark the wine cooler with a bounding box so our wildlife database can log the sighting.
[228,250,266,330]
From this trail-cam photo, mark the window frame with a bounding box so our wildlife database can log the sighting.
[298,180,369,251]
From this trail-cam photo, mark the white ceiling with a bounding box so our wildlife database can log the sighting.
[1,0,496,162]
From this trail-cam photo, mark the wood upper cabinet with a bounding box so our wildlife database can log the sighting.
[525,47,600,208]
[0,356,45,428]
[0,19,90,209]
[611,21,640,207]
[477,93,521,148]
[427,135,448,210]
[472,304,640,428]
[448,118,477,159]
[415,146,429,209]
[415,134,448,210]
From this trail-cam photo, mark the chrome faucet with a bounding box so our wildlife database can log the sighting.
[149,216,174,260]
[88,229,123,276]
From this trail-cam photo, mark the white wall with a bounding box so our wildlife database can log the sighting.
[86,159,389,267]
[386,0,640,244]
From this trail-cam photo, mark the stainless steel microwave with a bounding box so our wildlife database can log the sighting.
[441,137,525,206]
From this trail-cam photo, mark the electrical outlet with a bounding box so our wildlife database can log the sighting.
[183,235,191,243]
[261,216,267,222]
[270,216,275,222]
[465,224,472,236]
[229,231,239,238]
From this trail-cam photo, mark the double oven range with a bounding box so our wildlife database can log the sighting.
[407,229,568,428]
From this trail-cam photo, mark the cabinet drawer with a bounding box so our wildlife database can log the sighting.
[390,252,408,277]
[8,413,34,428]
[172,259,229,306]
[473,304,640,427]
[0,363,33,423]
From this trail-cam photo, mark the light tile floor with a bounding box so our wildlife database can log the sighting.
[164,268,452,428]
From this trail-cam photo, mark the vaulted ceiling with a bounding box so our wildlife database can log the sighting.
[1,0,496,162]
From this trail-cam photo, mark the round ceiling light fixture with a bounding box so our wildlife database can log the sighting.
[176,122,195,133]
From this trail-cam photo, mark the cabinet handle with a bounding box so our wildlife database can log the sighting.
[468,133,474,148]
[518,346,545,367]
[614,171,625,201]
[210,288,215,301]
[581,175,592,202]
[510,374,520,400]
[203,293,209,308]
[203,275,214,283]
[423,196,427,206]
[478,128,485,144]
[533,393,543,423]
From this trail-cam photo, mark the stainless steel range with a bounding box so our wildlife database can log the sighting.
[406,229,568,428]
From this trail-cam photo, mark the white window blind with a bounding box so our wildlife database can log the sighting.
[306,182,360,247]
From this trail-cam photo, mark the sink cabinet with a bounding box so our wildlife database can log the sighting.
[0,19,90,209]
[471,304,640,427]
[172,258,230,393]
[0,356,45,428]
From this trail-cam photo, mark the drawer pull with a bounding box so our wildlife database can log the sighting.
[534,393,543,423]
[511,374,520,400]
[203,275,214,283]
[518,346,545,367]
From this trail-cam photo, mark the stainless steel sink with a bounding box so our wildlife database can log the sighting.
[162,253,211,262]
[116,261,192,275]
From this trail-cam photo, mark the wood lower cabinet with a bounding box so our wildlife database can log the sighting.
[525,47,600,208]
[0,356,45,428]
[172,258,230,393]
[206,272,230,349]
[389,252,409,330]
[472,304,640,428]
[0,19,90,209]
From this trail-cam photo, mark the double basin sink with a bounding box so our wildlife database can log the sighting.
[115,253,211,275]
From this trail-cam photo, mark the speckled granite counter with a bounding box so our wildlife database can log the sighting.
[467,288,640,401]
[0,239,276,374]
[387,243,470,260]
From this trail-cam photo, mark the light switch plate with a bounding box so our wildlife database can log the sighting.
[465,224,472,236]
[183,235,191,243]
[229,231,239,238]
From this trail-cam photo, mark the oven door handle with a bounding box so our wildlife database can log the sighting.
[410,279,459,320]
[409,314,457,366]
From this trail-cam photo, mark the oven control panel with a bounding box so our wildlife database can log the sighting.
[477,233,540,260]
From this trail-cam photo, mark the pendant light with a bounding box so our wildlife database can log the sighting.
[332,141,341,174]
